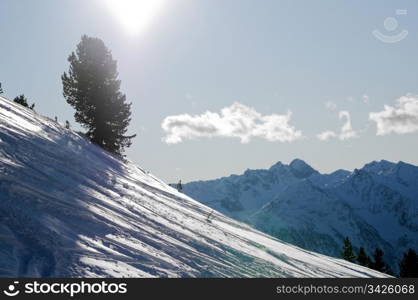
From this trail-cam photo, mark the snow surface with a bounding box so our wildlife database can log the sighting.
[0,96,388,278]
[184,159,418,273]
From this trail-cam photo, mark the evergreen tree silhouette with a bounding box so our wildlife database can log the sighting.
[62,35,135,156]
[357,247,372,267]
[176,180,183,192]
[371,248,393,275]
[13,94,35,109]
[399,249,418,278]
[0,82,3,94]
[341,237,356,262]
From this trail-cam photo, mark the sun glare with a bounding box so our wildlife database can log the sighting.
[105,0,165,35]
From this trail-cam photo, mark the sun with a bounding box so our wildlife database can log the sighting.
[105,0,165,35]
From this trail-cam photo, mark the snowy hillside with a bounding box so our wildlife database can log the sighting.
[183,158,418,273]
[0,97,389,278]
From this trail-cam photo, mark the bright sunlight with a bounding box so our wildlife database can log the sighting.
[105,0,165,35]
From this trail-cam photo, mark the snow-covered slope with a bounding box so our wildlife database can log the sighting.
[0,97,388,278]
[183,158,418,273]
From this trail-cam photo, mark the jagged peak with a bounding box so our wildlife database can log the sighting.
[362,160,397,175]
[289,159,318,178]
[364,159,395,168]
[290,158,310,168]
[269,161,284,170]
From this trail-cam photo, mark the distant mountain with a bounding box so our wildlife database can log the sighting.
[183,159,418,273]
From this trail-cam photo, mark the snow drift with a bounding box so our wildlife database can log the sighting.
[0,96,388,278]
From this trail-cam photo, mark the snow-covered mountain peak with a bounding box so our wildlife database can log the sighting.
[363,160,397,175]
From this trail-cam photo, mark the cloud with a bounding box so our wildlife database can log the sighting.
[317,130,336,141]
[369,95,418,135]
[325,101,337,111]
[161,102,302,144]
[339,111,358,140]
[317,110,358,141]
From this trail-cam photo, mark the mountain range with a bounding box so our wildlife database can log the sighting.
[183,158,418,273]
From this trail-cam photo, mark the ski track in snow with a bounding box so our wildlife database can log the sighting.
[0,97,389,278]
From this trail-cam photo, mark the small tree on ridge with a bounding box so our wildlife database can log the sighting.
[62,35,135,156]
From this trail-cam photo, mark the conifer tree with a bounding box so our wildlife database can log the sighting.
[176,180,183,192]
[62,35,135,156]
[357,247,371,267]
[341,237,356,262]
[13,94,35,109]
[0,82,3,94]
[370,248,393,275]
[399,249,418,278]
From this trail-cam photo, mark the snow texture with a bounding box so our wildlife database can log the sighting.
[0,97,388,278]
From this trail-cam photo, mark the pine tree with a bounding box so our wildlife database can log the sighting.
[357,247,372,267]
[399,249,418,278]
[0,82,3,94]
[370,248,393,275]
[371,248,385,271]
[341,237,356,262]
[176,180,183,192]
[13,94,35,109]
[61,35,135,156]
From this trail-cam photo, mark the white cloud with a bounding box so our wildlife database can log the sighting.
[339,111,357,140]
[325,101,337,111]
[161,102,302,144]
[317,130,336,141]
[369,95,418,135]
[317,110,358,141]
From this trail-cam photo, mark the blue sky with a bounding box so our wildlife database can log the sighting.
[1,0,418,182]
